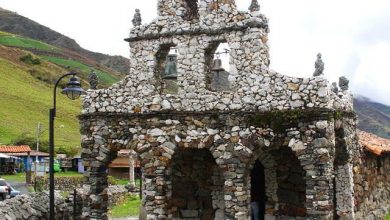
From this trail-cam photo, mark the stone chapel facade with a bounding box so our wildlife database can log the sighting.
[78,0,381,219]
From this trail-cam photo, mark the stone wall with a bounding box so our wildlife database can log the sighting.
[353,151,390,219]
[0,192,72,220]
[34,176,84,192]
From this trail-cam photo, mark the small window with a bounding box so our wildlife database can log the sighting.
[205,41,231,91]
[155,44,178,94]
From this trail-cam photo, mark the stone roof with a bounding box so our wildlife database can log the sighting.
[359,131,390,156]
[0,145,31,153]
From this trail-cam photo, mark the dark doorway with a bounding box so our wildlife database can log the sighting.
[250,160,266,220]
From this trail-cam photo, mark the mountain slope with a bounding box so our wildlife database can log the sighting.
[354,96,390,139]
[0,52,81,150]
[0,7,129,75]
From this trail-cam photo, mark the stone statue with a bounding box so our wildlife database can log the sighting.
[313,53,324,77]
[132,9,142,26]
[88,70,99,90]
[339,76,349,91]
[331,82,339,93]
[249,0,260,12]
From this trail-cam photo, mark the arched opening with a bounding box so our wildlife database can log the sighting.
[155,44,178,94]
[184,0,199,20]
[205,41,231,91]
[169,148,224,219]
[273,146,306,217]
[250,160,266,220]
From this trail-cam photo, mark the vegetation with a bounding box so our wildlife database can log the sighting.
[0,33,58,52]
[385,213,390,220]
[0,58,81,149]
[0,173,26,182]
[40,56,119,85]
[109,195,140,218]
[20,53,41,65]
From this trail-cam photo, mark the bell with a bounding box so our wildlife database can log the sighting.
[162,54,178,79]
[211,58,225,72]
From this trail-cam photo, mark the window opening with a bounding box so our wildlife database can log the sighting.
[156,45,178,94]
[206,42,231,91]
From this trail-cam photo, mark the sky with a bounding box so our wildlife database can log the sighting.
[1,0,389,105]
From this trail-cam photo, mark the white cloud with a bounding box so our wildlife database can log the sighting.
[0,0,389,104]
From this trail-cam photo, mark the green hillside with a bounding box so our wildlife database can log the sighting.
[0,57,82,150]
[0,31,58,52]
[41,56,119,85]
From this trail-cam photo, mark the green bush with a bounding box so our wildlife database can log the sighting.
[20,54,41,65]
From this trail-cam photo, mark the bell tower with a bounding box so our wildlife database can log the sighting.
[126,0,270,101]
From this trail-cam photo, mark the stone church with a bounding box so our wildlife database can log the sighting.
[79,0,389,219]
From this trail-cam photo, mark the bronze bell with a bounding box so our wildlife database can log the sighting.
[162,54,178,79]
[211,58,225,72]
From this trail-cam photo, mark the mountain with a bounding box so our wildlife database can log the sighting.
[0,45,81,154]
[354,95,390,139]
[0,7,129,75]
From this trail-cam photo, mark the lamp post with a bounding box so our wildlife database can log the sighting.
[49,72,86,220]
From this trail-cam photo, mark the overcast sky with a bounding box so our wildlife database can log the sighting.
[1,0,389,105]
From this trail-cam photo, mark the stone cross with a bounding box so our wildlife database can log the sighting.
[313,53,324,77]
[132,9,142,26]
[339,76,349,91]
[88,70,99,90]
[249,0,260,12]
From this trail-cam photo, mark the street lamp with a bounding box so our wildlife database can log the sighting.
[49,72,86,220]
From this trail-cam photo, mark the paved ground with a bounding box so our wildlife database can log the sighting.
[6,180,29,195]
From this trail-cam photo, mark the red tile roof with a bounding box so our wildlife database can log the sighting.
[0,145,31,153]
[6,150,49,157]
[359,131,390,156]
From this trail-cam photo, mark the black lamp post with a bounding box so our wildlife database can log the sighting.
[49,72,86,220]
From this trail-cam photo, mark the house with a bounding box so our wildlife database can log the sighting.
[6,150,49,172]
[108,149,140,179]
[0,145,32,172]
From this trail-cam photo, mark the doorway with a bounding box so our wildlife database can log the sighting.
[250,160,266,220]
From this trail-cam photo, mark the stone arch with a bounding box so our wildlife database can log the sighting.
[244,135,308,219]
[245,137,279,218]
[166,146,225,219]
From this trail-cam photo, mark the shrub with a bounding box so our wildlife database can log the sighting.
[20,54,41,65]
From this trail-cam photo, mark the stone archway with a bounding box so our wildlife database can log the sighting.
[250,160,266,220]
[168,148,224,219]
[273,146,307,217]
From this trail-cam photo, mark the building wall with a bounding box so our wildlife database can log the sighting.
[353,153,390,219]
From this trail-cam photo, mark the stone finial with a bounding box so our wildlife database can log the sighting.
[249,0,260,12]
[339,76,349,91]
[132,9,142,27]
[88,70,99,90]
[331,82,339,93]
[313,53,324,77]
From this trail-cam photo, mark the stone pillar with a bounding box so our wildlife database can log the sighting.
[129,154,136,188]
[222,164,249,220]
[304,137,335,220]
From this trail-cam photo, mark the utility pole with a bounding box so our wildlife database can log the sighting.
[35,122,43,176]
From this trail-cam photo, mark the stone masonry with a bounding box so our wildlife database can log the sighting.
[77,0,379,220]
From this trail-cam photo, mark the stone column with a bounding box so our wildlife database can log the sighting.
[129,153,136,188]
[304,137,335,220]
[222,164,249,220]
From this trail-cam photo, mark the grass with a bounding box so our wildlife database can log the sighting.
[0,58,82,148]
[385,213,390,220]
[0,34,58,52]
[109,195,140,218]
[41,56,119,85]
[0,171,83,183]
[0,173,26,182]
